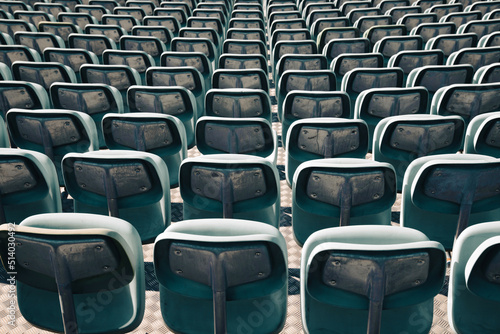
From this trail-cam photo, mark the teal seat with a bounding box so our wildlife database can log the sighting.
[179,155,280,227]
[464,111,500,157]
[222,38,267,59]
[113,5,147,22]
[101,13,140,33]
[269,18,305,37]
[478,32,500,48]
[43,47,99,82]
[74,5,109,23]
[362,24,407,48]
[354,86,430,147]
[401,154,500,250]
[0,44,41,67]
[126,85,197,148]
[229,17,265,30]
[282,90,351,141]
[386,5,421,22]
[354,15,392,35]
[331,52,384,89]
[218,53,268,77]
[145,66,205,120]
[410,22,457,43]
[6,108,100,186]
[12,60,77,91]
[483,8,500,20]
[0,18,36,39]
[348,8,383,27]
[186,16,224,39]
[425,33,478,61]
[301,225,446,333]
[212,68,269,94]
[102,49,156,85]
[160,51,213,91]
[178,27,221,62]
[274,53,327,88]
[306,8,341,27]
[144,14,181,36]
[431,82,500,126]
[449,222,500,334]
[406,64,474,104]
[102,112,187,188]
[58,12,99,30]
[465,0,500,16]
[0,212,145,333]
[62,150,171,242]
[310,17,350,41]
[0,148,61,224]
[195,116,278,165]
[292,158,396,245]
[131,25,173,45]
[397,12,438,31]
[277,70,337,122]
[50,82,124,148]
[269,10,301,31]
[322,37,370,66]
[373,35,423,66]
[270,28,311,55]
[447,46,500,73]
[205,88,272,123]
[388,49,444,84]
[342,67,404,118]
[286,118,369,186]
[426,3,463,20]
[271,39,318,81]
[154,218,287,334]
[119,35,167,64]
[68,32,117,62]
[0,81,49,119]
[316,27,359,53]
[473,62,500,84]
[225,28,266,45]
[439,10,481,27]
[340,0,372,16]
[373,114,465,191]
[38,21,83,46]
[413,0,445,11]
[457,19,500,39]
[84,24,126,44]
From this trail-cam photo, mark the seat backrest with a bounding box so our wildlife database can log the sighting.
[457,19,500,39]
[68,32,117,58]
[363,24,407,47]
[0,44,41,67]
[425,33,478,59]
[473,62,500,84]
[323,37,370,64]
[410,21,457,43]
[43,47,99,80]
[447,46,500,73]
[275,53,327,87]
[14,31,65,54]
[179,155,281,227]
[373,35,423,65]
[0,81,49,119]
[12,60,77,91]
[464,111,500,157]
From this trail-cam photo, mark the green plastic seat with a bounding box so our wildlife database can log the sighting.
[413,0,445,11]
[410,22,457,43]
[12,60,77,91]
[272,39,318,81]
[160,51,213,91]
[269,18,306,37]
[154,218,287,334]
[473,62,500,84]
[353,15,392,35]
[331,52,384,89]
[457,19,500,39]
[126,85,196,148]
[478,32,500,48]
[13,31,65,55]
[292,158,396,245]
[301,224,446,333]
[0,18,36,39]
[195,116,278,165]
[347,7,382,26]
[377,0,410,12]
[396,12,438,31]
[102,112,187,187]
[119,35,167,64]
[464,111,500,157]
[449,221,500,334]
[274,53,327,89]
[144,14,181,36]
[439,10,481,27]
[6,108,100,185]
[58,11,99,30]
[179,154,281,227]
[218,53,268,77]
[322,37,370,65]
[89,0,119,13]
[170,36,218,71]
[316,27,360,53]
[373,114,465,191]
[0,81,49,119]
[286,119,369,187]
[178,27,221,60]
[43,47,99,82]
[388,49,444,84]
[310,17,350,41]
[0,148,62,224]
[145,66,205,120]
[212,68,269,94]
[225,28,266,45]
[68,32,117,62]
[386,5,421,22]
[0,1,32,16]
[340,0,372,16]
[362,24,407,48]
[192,8,227,29]
[447,46,500,73]
[204,88,272,123]
[0,212,145,333]
[84,23,126,44]
[62,150,171,242]
[354,86,430,148]
[342,67,404,118]
[465,0,500,16]
[102,49,155,86]
[483,8,500,20]
[186,16,224,39]
[306,8,342,27]
[38,21,83,46]
[14,10,55,27]
[131,25,173,45]
[401,153,500,250]
[102,13,140,33]
[426,3,463,20]
[270,28,311,55]
[269,10,301,31]
[156,3,191,23]
[425,33,478,61]
[74,4,109,23]
[373,35,423,66]
[431,82,500,126]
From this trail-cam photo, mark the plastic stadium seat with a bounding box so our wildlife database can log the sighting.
[102,13,139,33]
[373,114,465,190]
[58,11,98,30]
[413,0,445,10]
[14,31,66,55]
[146,66,205,119]
[406,64,474,102]
[0,19,36,39]
[464,112,500,157]
[397,12,438,31]
[292,158,396,245]
[425,3,462,20]
[179,155,281,227]
[229,17,266,31]
[144,15,181,37]
[171,36,218,69]
[331,52,384,88]
[301,225,446,333]
[205,88,272,123]
[270,28,312,57]
[102,112,187,187]
[483,8,500,20]
[342,67,404,118]
[0,148,61,224]
[440,10,481,27]
[388,49,444,84]
[286,119,369,186]
[277,70,337,121]
[322,37,370,65]
[178,27,221,57]
[373,35,424,65]
[401,154,500,249]
[425,33,478,60]
[0,1,31,16]
[348,7,382,26]
[473,63,500,84]
[340,0,372,16]
[161,51,213,90]
[34,2,69,18]
[363,24,407,47]
[478,32,500,48]
[448,222,500,334]
[0,44,41,67]
[43,47,99,81]
[119,35,167,64]
[132,25,173,45]
[354,15,393,35]
[269,10,301,30]
[84,23,126,44]
[195,116,277,164]
[447,46,500,73]
[316,27,359,53]
[378,0,410,12]
[212,68,269,92]
[68,33,116,62]
[14,10,55,27]
[126,0,155,16]
[74,4,109,23]
[457,19,500,39]
[62,150,170,242]
[218,53,268,77]
[354,86,430,147]
[231,9,263,20]
[38,21,82,46]
[282,90,351,141]
[465,0,500,16]
[154,218,287,334]
[431,83,500,126]
[156,3,190,22]
[192,8,227,28]
[102,49,155,85]
[222,39,267,59]
[272,39,318,78]
[0,213,145,333]
[386,5,421,22]
[0,81,49,118]
[306,8,342,28]
[50,82,124,148]
[0,31,13,45]
[410,22,457,43]
[90,0,120,12]
[186,16,224,38]
[310,17,350,40]
[274,53,327,88]
[12,61,77,91]
[126,85,197,148]
[225,28,266,45]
